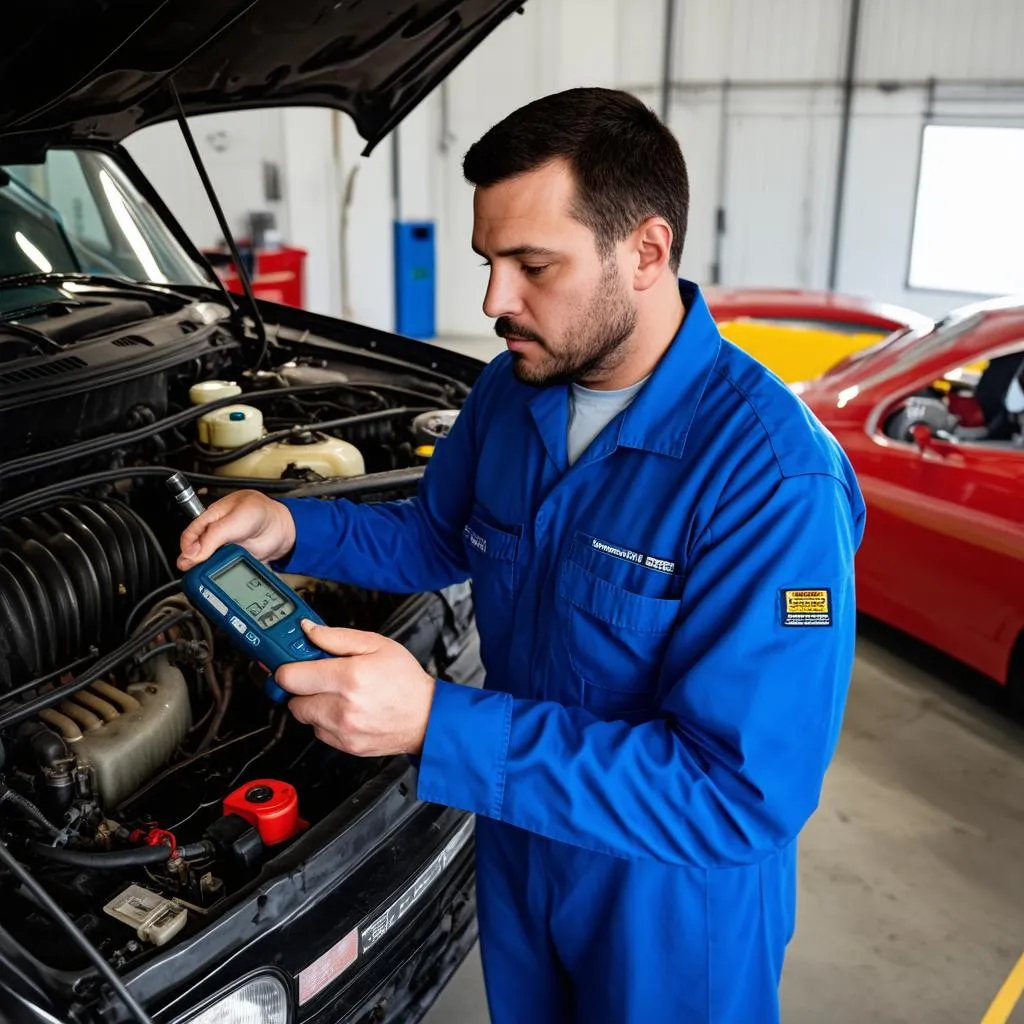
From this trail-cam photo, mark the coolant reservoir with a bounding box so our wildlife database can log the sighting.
[215,435,365,479]
[189,379,243,405]
[197,404,264,448]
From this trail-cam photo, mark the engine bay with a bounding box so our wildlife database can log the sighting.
[0,284,476,982]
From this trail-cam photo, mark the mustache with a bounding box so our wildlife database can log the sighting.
[495,317,545,345]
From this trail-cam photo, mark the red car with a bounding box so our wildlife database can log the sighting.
[704,286,934,383]
[704,285,933,335]
[794,296,1024,707]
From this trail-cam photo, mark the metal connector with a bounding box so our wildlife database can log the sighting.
[165,472,206,521]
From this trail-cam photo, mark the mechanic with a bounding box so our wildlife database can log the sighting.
[178,87,866,1024]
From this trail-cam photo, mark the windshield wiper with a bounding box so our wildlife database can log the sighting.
[0,314,63,355]
[0,271,201,303]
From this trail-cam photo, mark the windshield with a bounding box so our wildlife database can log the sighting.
[0,149,209,288]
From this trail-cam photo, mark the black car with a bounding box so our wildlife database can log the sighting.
[0,2,523,1021]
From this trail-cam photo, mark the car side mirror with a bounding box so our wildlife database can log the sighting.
[910,422,935,452]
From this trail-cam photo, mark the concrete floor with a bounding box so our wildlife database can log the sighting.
[424,619,1024,1024]
[423,336,1024,1023]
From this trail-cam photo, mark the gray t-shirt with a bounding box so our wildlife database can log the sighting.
[567,375,649,466]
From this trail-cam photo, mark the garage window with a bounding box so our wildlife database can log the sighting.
[907,125,1024,296]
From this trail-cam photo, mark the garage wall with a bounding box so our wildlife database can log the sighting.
[124,110,286,256]
[664,0,1024,317]
[431,0,1024,333]
[123,108,381,326]
[431,0,664,337]
[123,0,1024,337]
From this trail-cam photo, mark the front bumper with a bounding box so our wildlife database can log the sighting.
[93,757,477,1024]
[313,837,477,1023]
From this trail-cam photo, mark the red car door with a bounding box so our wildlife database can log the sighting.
[898,433,1024,680]
[851,435,937,633]
[808,310,1024,688]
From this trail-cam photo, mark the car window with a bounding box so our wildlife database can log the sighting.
[880,341,1024,448]
[0,149,209,287]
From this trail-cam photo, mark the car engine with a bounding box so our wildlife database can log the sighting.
[0,288,474,976]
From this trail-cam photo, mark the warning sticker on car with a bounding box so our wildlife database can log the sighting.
[779,588,832,627]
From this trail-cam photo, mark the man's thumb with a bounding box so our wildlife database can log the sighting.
[300,620,378,657]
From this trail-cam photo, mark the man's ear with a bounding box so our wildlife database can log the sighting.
[632,217,673,291]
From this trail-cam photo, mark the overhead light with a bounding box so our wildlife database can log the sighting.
[15,231,52,273]
[180,974,291,1024]
[99,169,168,284]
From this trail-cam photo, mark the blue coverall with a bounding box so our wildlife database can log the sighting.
[276,281,866,1022]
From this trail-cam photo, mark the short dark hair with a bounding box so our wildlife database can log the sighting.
[463,87,689,271]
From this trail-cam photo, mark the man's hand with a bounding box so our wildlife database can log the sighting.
[177,489,296,571]
[276,620,437,757]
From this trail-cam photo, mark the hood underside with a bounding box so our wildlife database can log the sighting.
[0,0,523,155]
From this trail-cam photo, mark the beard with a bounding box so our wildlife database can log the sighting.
[495,263,638,387]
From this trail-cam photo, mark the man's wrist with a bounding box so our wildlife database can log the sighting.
[407,675,437,757]
[268,501,302,569]
[274,506,297,562]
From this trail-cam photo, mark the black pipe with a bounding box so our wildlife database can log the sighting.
[0,382,394,486]
[282,466,425,499]
[22,728,76,820]
[0,841,155,1024]
[0,469,296,522]
[30,843,168,868]
[827,0,863,289]
[133,640,200,666]
[0,786,61,839]
[26,727,68,770]
[197,406,435,466]
[711,79,731,284]
[1,459,430,523]
[28,840,211,869]
[123,579,183,640]
[0,609,192,730]
[392,124,402,220]
[2,651,98,704]
[660,0,676,124]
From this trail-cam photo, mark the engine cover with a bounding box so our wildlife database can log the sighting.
[38,657,191,808]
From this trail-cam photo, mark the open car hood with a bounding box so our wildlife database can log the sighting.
[0,0,523,155]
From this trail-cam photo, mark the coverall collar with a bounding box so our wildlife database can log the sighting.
[527,280,722,469]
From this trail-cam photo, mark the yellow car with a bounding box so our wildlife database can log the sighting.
[704,287,934,383]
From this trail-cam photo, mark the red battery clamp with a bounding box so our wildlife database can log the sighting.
[223,779,306,845]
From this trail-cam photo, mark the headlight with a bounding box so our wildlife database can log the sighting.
[182,974,291,1024]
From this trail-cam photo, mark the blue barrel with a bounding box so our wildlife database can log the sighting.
[393,221,436,339]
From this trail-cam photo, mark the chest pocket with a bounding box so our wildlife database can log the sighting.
[558,547,682,720]
[463,505,520,671]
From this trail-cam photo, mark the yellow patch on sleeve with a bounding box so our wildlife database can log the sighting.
[780,588,833,627]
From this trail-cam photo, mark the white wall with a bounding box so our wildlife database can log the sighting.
[675,0,1024,316]
[125,108,353,321]
[124,110,286,255]
[124,0,1024,336]
[837,86,1024,314]
[429,0,1024,332]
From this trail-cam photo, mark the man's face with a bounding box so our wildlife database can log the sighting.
[471,159,637,387]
